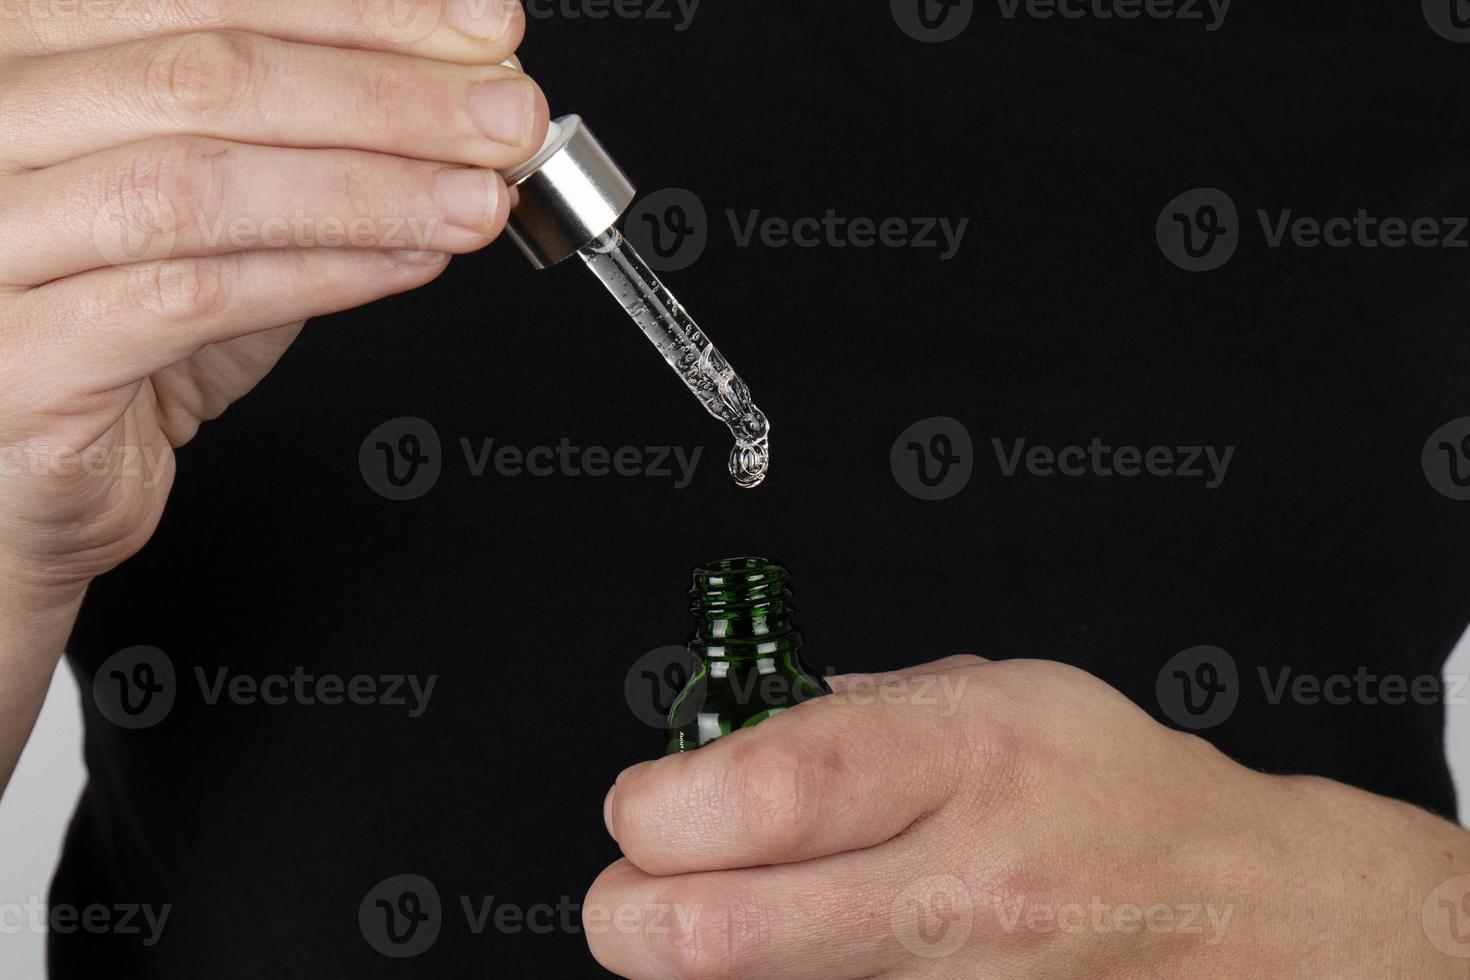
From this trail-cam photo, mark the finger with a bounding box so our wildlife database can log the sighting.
[584,856,915,980]
[0,32,549,172]
[0,0,527,65]
[13,248,451,392]
[0,137,510,286]
[608,691,967,877]
[826,654,989,693]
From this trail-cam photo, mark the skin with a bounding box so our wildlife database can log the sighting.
[0,0,549,790]
[591,657,1470,977]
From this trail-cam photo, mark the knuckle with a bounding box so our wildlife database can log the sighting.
[142,31,257,120]
[127,255,233,323]
[728,740,825,857]
[355,61,407,135]
[104,137,229,242]
[951,716,1032,810]
[654,881,767,980]
[338,154,391,222]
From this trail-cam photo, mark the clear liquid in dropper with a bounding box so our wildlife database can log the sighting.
[578,228,770,489]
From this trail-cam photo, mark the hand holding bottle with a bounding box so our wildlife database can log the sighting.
[0,0,548,790]
[590,656,1470,977]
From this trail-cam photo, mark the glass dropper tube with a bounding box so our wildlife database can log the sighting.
[577,228,770,489]
[501,115,771,490]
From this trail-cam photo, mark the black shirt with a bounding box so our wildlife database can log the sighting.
[53,3,1470,975]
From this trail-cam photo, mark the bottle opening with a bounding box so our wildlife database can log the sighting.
[690,557,793,642]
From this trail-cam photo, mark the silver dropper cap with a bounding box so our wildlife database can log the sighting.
[502,115,636,269]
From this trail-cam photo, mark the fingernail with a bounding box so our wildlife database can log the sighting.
[468,78,533,147]
[603,785,618,841]
[448,0,516,40]
[436,168,498,229]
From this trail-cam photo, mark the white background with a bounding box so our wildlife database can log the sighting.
[4,633,1470,977]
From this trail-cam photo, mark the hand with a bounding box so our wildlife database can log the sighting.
[587,656,1470,978]
[0,1,548,609]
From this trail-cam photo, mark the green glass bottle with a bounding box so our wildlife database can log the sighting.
[666,558,829,754]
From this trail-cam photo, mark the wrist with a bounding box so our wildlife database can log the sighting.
[0,562,86,657]
[1269,775,1470,978]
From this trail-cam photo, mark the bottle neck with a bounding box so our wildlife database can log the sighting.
[689,558,798,659]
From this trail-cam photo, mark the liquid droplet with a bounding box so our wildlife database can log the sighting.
[579,229,773,490]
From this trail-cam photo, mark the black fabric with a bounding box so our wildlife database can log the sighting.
[51,3,1470,976]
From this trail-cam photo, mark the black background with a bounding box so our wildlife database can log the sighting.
[53,1,1470,975]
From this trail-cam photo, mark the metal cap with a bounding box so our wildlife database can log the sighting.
[503,115,636,269]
